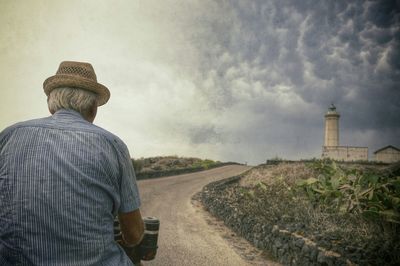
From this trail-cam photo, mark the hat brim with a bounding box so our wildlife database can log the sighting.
[43,74,110,106]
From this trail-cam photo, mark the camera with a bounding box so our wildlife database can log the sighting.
[140,217,160,260]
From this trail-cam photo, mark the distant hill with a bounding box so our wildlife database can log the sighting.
[132,156,238,179]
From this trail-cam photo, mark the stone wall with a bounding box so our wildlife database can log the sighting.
[201,176,357,266]
[322,146,368,162]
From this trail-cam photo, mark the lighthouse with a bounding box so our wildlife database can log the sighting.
[322,104,368,161]
[324,103,340,147]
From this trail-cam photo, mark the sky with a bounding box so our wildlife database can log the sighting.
[1,0,399,165]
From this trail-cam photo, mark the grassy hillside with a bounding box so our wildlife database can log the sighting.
[132,156,236,179]
[207,160,400,264]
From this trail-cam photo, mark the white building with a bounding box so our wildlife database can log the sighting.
[374,145,400,163]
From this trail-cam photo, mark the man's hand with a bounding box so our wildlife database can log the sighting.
[118,209,145,264]
[118,209,145,246]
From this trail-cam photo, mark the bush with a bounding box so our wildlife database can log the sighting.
[297,160,400,225]
[132,156,236,179]
[132,158,144,173]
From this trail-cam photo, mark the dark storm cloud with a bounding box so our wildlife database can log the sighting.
[185,0,400,160]
[366,0,399,28]
[3,0,398,164]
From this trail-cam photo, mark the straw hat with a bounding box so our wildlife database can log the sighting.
[43,61,110,106]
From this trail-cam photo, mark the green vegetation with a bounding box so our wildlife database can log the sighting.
[235,161,400,264]
[132,158,144,173]
[132,156,234,179]
[191,159,220,169]
[297,160,400,224]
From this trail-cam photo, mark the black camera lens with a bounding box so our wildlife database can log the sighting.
[140,217,160,261]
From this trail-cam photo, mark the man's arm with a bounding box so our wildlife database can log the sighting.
[118,209,145,246]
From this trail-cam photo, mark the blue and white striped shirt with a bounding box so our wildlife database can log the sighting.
[0,109,141,266]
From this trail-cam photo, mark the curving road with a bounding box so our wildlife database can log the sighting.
[137,165,254,266]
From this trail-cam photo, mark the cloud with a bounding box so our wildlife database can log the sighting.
[1,0,399,164]
[171,0,400,162]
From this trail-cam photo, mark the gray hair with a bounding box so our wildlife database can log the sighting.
[47,87,98,118]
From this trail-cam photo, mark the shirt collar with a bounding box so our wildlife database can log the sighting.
[52,109,86,121]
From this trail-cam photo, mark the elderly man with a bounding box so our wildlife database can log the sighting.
[0,61,144,265]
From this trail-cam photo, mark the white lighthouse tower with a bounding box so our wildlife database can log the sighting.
[324,103,340,147]
[322,104,369,161]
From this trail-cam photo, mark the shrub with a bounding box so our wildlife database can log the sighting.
[297,160,400,225]
[132,158,144,173]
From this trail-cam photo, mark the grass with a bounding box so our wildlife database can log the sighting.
[233,161,400,264]
[132,156,221,173]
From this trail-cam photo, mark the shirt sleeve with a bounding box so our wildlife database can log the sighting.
[115,141,141,213]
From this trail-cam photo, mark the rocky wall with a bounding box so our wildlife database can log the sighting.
[201,176,357,266]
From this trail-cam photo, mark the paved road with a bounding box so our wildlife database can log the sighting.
[137,165,253,266]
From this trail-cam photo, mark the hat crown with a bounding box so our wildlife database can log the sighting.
[44,60,110,106]
[56,61,97,81]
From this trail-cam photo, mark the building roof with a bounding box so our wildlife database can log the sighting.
[373,145,400,154]
[323,145,368,149]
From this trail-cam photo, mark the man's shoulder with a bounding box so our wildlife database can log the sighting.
[1,117,127,151]
[89,124,127,148]
[0,117,49,139]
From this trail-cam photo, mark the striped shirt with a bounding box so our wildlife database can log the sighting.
[0,109,141,266]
